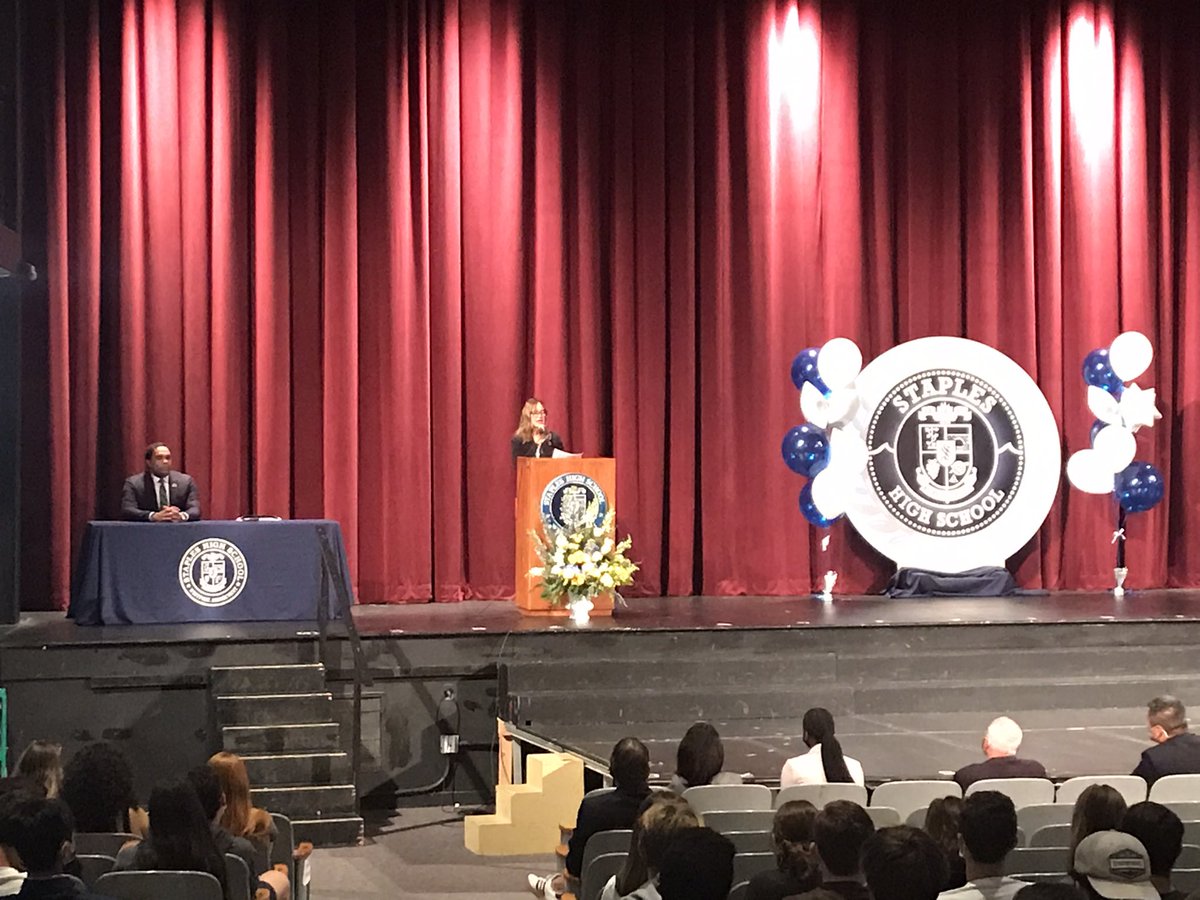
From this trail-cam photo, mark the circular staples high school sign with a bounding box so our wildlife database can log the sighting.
[846,338,1060,572]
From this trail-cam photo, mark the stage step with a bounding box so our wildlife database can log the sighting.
[242,751,352,786]
[214,693,332,726]
[505,654,838,692]
[211,664,327,695]
[465,753,583,856]
[222,723,342,754]
[209,663,362,847]
[250,784,358,818]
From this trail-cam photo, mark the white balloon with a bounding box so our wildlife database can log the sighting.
[818,338,863,392]
[1118,382,1162,432]
[800,381,829,429]
[1066,449,1117,495]
[1092,425,1136,473]
[810,467,849,519]
[829,427,869,474]
[1109,331,1154,382]
[824,388,860,425]
[1087,385,1122,425]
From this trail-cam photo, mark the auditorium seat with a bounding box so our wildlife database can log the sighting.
[870,780,960,821]
[683,784,773,814]
[1188,823,1200,848]
[1176,845,1200,869]
[224,854,252,900]
[1028,823,1071,848]
[865,806,901,828]
[73,833,139,857]
[1016,804,1074,841]
[966,777,1055,808]
[703,810,776,834]
[580,851,626,900]
[775,783,867,808]
[75,854,116,888]
[725,830,772,854]
[95,870,224,900]
[1150,774,1200,804]
[731,852,775,886]
[728,882,749,900]
[1056,775,1147,806]
[1003,846,1069,877]
[1174,869,1200,893]
[1165,801,1200,821]
[580,829,632,873]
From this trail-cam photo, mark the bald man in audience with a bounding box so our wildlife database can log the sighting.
[953,717,1046,792]
[1132,696,1200,786]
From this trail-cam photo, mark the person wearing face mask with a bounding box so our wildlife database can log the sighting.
[1132,696,1200,785]
[511,398,565,460]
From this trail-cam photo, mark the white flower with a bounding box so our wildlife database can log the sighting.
[591,551,602,562]
[601,538,613,555]
[562,565,580,579]
[550,565,562,576]
[582,562,597,576]
[600,573,614,588]
[529,567,544,577]
[555,533,569,549]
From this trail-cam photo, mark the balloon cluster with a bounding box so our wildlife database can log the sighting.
[782,338,870,528]
[1065,331,1164,513]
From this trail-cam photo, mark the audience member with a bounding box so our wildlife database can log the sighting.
[59,742,147,836]
[15,743,64,800]
[925,796,968,891]
[746,800,820,900]
[187,765,290,900]
[780,708,865,787]
[1013,886,1082,899]
[8,797,110,900]
[938,791,1027,900]
[1133,697,1200,786]
[791,892,845,900]
[0,779,42,896]
[656,827,735,900]
[1072,830,1158,900]
[861,826,948,900]
[528,737,652,900]
[667,722,743,793]
[113,780,229,898]
[1120,802,1187,900]
[1070,786,1128,873]
[808,800,874,900]
[953,718,1047,791]
[601,794,699,900]
[208,752,277,857]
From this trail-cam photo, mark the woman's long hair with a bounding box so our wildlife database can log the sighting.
[139,782,227,894]
[615,793,699,895]
[513,398,545,442]
[209,751,255,837]
[675,722,725,788]
[1069,785,1127,869]
[803,707,854,783]
[772,800,820,888]
[16,740,63,798]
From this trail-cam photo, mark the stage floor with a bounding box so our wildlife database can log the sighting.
[4,590,1198,788]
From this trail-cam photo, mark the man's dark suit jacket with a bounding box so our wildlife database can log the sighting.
[953,755,1047,791]
[120,470,202,521]
[1132,731,1200,784]
[564,784,651,877]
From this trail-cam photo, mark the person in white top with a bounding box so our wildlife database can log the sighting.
[780,708,865,787]
[937,790,1029,900]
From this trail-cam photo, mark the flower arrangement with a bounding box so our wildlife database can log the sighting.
[529,506,638,607]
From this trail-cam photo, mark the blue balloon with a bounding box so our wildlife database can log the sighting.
[1115,460,1165,513]
[782,425,831,478]
[1083,348,1125,396]
[799,481,839,527]
[1089,419,1107,444]
[790,347,831,396]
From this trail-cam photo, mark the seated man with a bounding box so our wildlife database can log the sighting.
[1120,801,1187,900]
[807,800,874,900]
[526,737,652,900]
[1132,696,1200,785]
[656,827,735,900]
[938,791,1028,900]
[9,797,110,900]
[0,778,43,897]
[861,826,948,900]
[120,442,201,522]
[953,717,1046,791]
[1072,830,1158,900]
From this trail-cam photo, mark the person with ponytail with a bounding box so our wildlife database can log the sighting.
[745,800,820,900]
[780,708,865,787]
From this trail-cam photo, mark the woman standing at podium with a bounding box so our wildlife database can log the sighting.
[511,397,565,460]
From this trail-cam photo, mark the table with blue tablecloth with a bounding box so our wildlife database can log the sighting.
[69,520,351,625]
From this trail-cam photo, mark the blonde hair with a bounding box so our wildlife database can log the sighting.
[513,397,546,442]
[16,740,64,798]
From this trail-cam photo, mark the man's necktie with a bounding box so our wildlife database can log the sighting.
[157,479,169,510]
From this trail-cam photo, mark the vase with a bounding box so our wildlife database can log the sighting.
[567,593,594,626]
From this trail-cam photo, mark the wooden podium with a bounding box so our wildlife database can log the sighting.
[515,457,617,616]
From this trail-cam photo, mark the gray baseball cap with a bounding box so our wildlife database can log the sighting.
[1073,830,1158,900]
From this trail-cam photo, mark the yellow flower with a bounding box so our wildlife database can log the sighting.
[568,550,588,566]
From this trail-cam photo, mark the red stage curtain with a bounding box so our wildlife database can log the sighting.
[31,0,1200,608]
